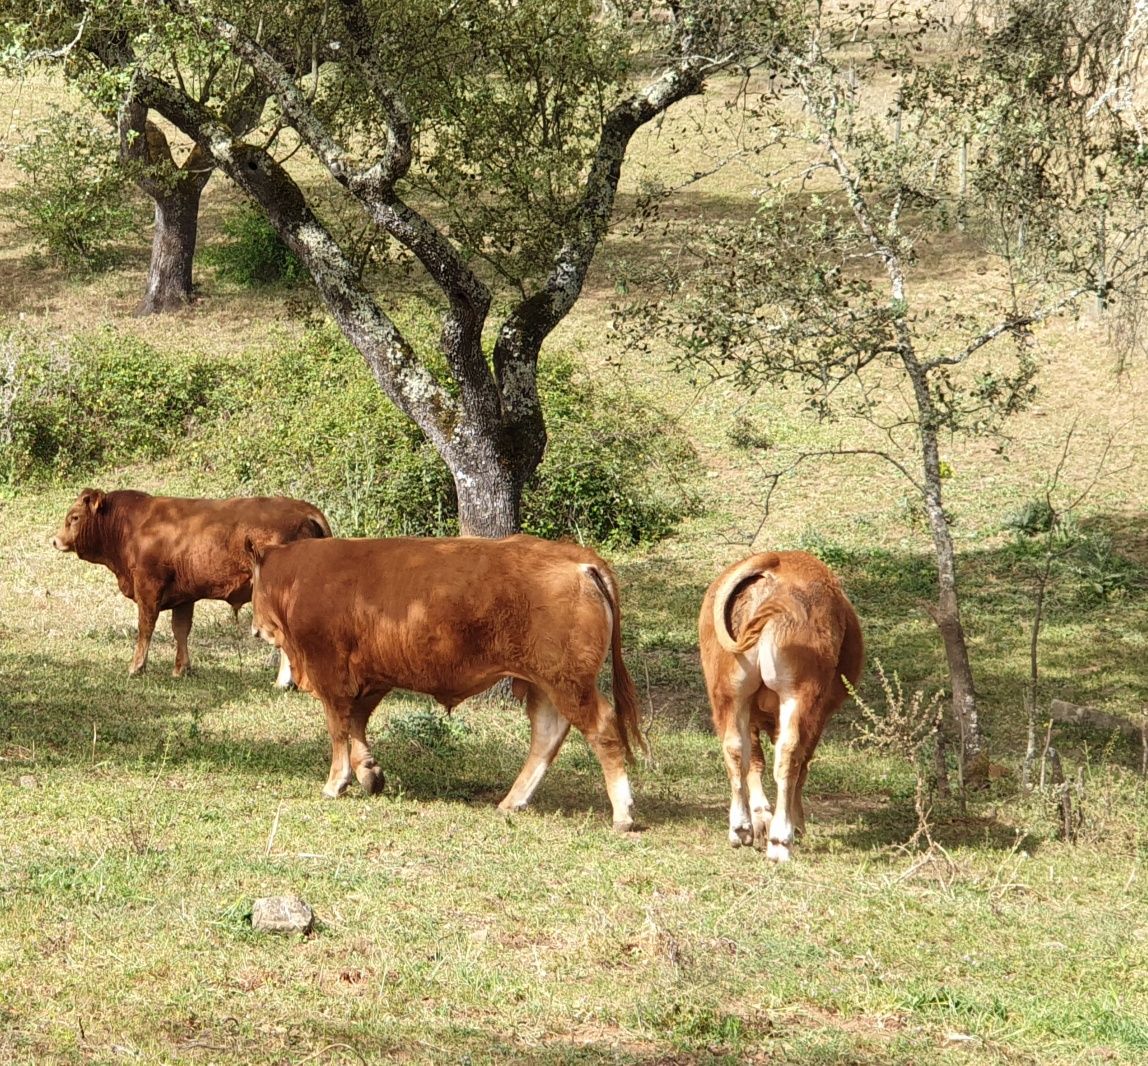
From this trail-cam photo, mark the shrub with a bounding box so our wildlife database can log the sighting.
[525,358,700,547]
[201,326,698,545]
[204,206,304,287]
[1,329,221,485]
[0,109,138,272]
[382,707,471,755]
[4,321,699,548]
[197,328,455,537]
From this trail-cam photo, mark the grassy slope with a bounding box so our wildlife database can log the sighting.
[2,74,1148,1065]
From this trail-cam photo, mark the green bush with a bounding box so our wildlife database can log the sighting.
[525,358,700,547]
[1,329,221,485]
[0,110,138,272]
[196,328,455,537]
[4,321,698,547]
[204,207,304,287]
[200,326,698,545]
[382,707,471,755]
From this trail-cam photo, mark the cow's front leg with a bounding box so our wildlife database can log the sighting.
[321,699,354,799]
[170,602,194,677]
[274,648,294,689]
[129,600,160,676]
[348,694,387,796]
[747,726,773,851]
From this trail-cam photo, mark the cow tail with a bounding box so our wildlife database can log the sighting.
[588,566,648,764]
[732,594,805,655]
[711,552,781,654]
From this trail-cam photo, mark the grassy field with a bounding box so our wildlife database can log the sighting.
[3,68,1148,1065]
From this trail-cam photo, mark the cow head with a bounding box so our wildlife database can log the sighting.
[51,488,106,552]
[245,537,282,647]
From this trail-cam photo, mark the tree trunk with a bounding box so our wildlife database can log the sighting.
[120,101,214,317]
[137,178,206,315]
[452,448,524,539]
[918,421,986,780]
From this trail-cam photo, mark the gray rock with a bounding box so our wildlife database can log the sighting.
[251,895,314,935]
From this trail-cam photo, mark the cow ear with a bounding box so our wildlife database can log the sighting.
[80,488,106,513]
[245,536,266,570]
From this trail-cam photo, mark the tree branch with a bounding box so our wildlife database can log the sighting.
[167,1,499,429]
[337,0,413,186]
[136,75,460,451]
[924,287,1092,370]
[496,46,735,427]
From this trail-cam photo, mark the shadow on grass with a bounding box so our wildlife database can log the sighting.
[0,648,711,826]
[829,803,1037,857]
[4,514,1145,839]
[303,1004,953,1066]
[766,520,1148,764]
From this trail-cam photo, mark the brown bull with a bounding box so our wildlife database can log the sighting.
[699,551,863,862]
[248,534,645,830]
[51,488,331,678]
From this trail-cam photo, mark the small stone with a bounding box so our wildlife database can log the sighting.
[251,895,314,935]
[18,775,37,790]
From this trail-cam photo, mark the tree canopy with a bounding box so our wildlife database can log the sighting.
[4,0,755,532]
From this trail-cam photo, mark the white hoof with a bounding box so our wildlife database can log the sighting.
[766,840,792,863]
[321,778,351,799]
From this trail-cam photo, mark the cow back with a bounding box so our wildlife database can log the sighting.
[254,535,617,704]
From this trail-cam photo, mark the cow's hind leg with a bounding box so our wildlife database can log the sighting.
[498,685,570,815]
[320,698,355,799]
[171,602,194,677]
[348,692,387,796]
[719,695,754,848]
[766,685,818,863]
[576,689,636,833]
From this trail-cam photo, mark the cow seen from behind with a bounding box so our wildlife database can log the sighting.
[248,534,646,830]
[51,489,331,679]
[699,551,863,862]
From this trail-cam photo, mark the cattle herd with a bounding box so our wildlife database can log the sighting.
[51,488,863,863]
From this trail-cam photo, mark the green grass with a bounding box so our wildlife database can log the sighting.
[3,488,1148,1065]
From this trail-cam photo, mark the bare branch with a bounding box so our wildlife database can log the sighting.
[7,12,88,66]
[924,287,1092,371]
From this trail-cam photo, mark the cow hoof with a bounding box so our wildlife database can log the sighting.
[612,818,636,834]
[128,664,146,677]
[321,780,351,800]
[729,824,753,848]
[766,840,792,863]
[356,764,384,796]
[172,666,190,678]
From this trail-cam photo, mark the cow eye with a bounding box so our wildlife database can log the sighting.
[68,515,77,524]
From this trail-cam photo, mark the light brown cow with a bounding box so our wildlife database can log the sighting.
[51,488,331,678]
[699,551,863,862]
[248,534,645,829]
